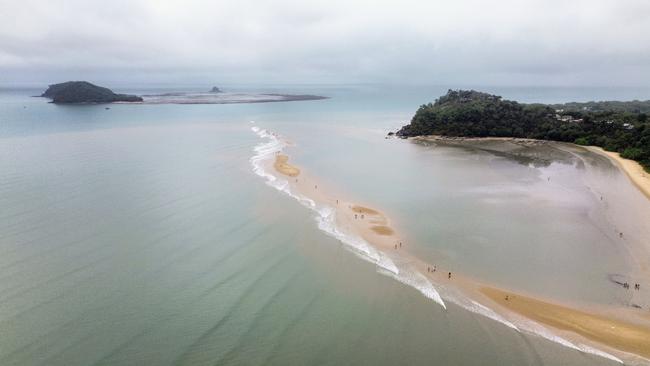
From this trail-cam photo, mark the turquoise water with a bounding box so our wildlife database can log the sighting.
[1,85,649,365]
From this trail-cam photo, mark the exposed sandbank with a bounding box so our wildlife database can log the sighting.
[351,205,380,215]
[480,286,650,359]
[371,226,394,235]
[141,92,327,105]
[585,146,650,201]
[274,154,300,177]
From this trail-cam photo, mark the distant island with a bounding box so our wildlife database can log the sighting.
[396,90,650,171]
[41,81,143,103]
[41,81,327,105]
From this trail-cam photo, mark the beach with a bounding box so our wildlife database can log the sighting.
[480,287,650,359]
[586,146,650,200]
[260,129,650,364]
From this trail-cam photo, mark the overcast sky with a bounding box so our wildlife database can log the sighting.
[1,0,649,86]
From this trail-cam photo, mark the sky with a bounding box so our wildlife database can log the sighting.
[1,0,649,86]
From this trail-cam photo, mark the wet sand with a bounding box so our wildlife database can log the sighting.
[586,146,650,201]
[415,136,650,201]
[266,137,650,363]
[480,286,650,359]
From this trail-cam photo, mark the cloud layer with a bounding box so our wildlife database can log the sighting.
[1,0,649,85]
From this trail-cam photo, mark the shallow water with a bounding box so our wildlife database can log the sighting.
[1,85,649,365]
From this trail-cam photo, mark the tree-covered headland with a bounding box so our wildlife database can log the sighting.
[396,90,650,171]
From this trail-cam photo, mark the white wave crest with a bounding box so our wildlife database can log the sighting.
[378,267,447,309]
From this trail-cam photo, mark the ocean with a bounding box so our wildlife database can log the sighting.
[1,84,649,365]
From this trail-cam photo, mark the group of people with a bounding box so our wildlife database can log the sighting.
[394,241,402,249]
[426,265,452,279]
[623,282,641,290]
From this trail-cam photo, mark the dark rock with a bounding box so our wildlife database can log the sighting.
[41,81,142,104]
[209,86,222,93]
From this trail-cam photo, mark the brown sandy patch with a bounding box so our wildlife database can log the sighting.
[480,286,650,359]
[351,205,380,215]
[370,226,394,235]
[274,154,300,177]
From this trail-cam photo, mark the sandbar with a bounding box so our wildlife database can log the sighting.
[480,286,650,359]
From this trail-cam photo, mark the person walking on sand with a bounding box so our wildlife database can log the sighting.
[394,244,397,249]
[433,266,436,272]
[448,272,452,279]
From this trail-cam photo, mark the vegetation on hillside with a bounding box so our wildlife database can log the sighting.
[41,81,143,103]
[550,100,650,114]
[396,90,650,171]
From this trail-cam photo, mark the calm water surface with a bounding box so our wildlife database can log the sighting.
[1,85,649,365]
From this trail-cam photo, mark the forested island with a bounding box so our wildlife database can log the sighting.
[396,90,650,171]
[41,81,143,103]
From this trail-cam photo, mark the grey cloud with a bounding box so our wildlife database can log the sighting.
[1,0,649,86]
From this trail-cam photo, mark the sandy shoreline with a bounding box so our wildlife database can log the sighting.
[585,146,650,200]
[259,130,650,363]
[480,287,650,359]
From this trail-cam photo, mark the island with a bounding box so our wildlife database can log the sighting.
[396,90,650,172]
[41,82,327,105]
[41,81,143,104]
